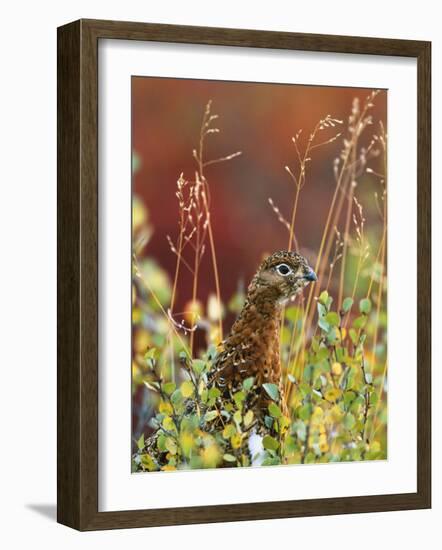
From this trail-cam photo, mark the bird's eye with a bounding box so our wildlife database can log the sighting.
[276,263,291,276]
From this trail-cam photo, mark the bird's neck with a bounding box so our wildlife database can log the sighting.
[229,291,282,348]
[246,284,283,320]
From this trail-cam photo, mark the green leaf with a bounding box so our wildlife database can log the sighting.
[311,336,320,352]
[262,455,281,466]
[162,381,176,395]
[162,416,176,431]
[343,413,356,430]
[268,402,282,418]
[263,383,279,402]
[180,380,194,398]
[200,388,208,403]
[316,347,329,361]
[293,419,307,441]
[189,456,203,469]
[342,297,353,312]
[325,311,340,327]
[298,403,312,421]
[327,327,340,344]
[349,328,358,345]
[181,414,199,432]
[299,382,311,398]
[222,423,236,438]
[264,415,274,429]
[170,389,183,406]
[359,298,372,315]
[262,435,279,451]
[233,391,246,408]
[206,391,218,406]
[318,290,329,306]
[353,315,367,330]
[350,395,365,413]
[344,390,356,407]
[157,434,167,452]
[139,454,157,471]
[370,392,379,405]
[223,453,237,463]
[204,344,217,361]
[165,437,177,455]
[144,348,157,360]
[136,433,145,451]
[208,387,221,400]
[192,359,206,375]
[243,376,255,391]
[324,387,342,402]
[204,410,219,422]
[284,435,297,454]
[285,306,302,323]
[233,410,242,426]
[244,409,254,427]
[318,317,330,332]
[317,302,327,318]
[335,346,345,362]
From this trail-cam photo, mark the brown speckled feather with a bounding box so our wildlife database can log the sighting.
[208,250,317,417]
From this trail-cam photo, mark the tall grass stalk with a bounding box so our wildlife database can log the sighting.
[286,90,382,400]
[192,100,242,345]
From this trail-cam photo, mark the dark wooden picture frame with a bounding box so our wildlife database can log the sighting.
[57,19,431,531]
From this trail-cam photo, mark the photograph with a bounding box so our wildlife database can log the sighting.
[0,0,434,541]
[131,77,388,472]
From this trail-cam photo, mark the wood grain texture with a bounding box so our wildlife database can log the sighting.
[57,19,431,531]
[57,20,81,529]
[416,41,431,505]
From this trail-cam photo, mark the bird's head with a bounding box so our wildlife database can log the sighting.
[251,250,317,306]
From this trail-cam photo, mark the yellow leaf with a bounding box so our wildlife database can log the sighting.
[201,444,221,468]
[133,328,149,352]
[181,380,194,398]
[230,433,242,449]
[331,362,342,376]
[162,416,176,431]
[233,410,242,426]
[244,410,254,427]
[279,415,290,434]
[223,424,236,438]
[140,454,156,472]
[132,308,142,325]
[179,432,194,456]
[159,401,173,415]
[329,404,344,422]
[165,437,177,455]
[161,465,177,471]
[209,327,222,345]
[325,388,342,402]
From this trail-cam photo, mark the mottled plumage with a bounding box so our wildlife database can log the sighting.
[208,250,317,416]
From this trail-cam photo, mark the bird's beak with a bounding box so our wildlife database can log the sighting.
[304,268,317,282]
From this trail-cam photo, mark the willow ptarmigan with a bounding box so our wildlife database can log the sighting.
[208,250,317,419]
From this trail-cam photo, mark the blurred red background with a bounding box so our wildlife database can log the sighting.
[132,77,386,326]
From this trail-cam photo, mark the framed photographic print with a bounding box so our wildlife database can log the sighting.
[57,19,431,530]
